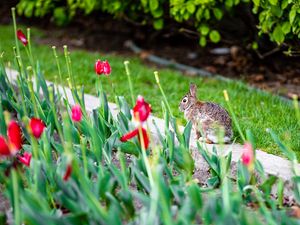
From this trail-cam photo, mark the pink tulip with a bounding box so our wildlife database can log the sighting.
[95,59,104,75]
[102,60,111,75]
[17,152,32,167]
[71,105,82,122]
[241,142,254,167]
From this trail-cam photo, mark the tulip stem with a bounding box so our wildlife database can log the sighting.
[12,169,21,225]
[124,61,135,106]
[11,8,20,58]
[223,90,246,142]
[26,28,38,91]
[137,124,154,187]
[80,136,88,178]
[49,86,64,143]
[63,45,76,91]
[292,95,300,124]
[28,81,39,117]
[154,71,173,117]
[107,75,117,102]
[52,46,69,103]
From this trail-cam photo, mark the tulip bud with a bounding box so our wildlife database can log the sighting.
[71,104,82,122]
[29,118,45,139]
[16,29,28,46]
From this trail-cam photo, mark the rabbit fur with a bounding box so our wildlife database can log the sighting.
[179,83,232,144]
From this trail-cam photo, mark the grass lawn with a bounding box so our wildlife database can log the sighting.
[0,24,299,158]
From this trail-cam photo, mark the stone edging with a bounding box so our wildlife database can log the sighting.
[5,68,299,198]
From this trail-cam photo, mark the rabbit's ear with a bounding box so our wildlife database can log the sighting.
[189,83,197,97]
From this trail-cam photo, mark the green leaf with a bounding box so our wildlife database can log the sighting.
[209,30,221,43]
[150,0,159,12]
[183,121,192,148]
[253,0,260,6]
[225,0,233,8]
[187,184,202,209]
[213,8,223,20]
[272,25,285,44]
[281,0,289,9]
[282,22,291,34]
[196,8,204,20]
[289,9,296,23]
[0,97,6,136]
[199,36,207,47]
[259,175,278,195]
[269,0,278,6]
[199,25,210,35]
[153,19,164,30]
[204,9,210,19]
[277,179,284,208]
[152,7,163,18]
[207,176,220,187]
[186,2,196,14]
[118,141,139,156]
[271,5,283,17]
[252,41,258,50]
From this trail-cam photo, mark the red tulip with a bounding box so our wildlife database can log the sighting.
[17,152,32,167]
[95,59,104,75]
[102,60,111,75]
[30,118,45,139]
[17,29,28,46]
[95,59,111,76]
[71,105,82,122]
[120,127,149,149]
[241,142,254,167]
[0,136,10,156]
[138,128,149,149]
[120,129,139,142]
[63,164,72,181]
[133,96,151,123]
[7,120,22,152]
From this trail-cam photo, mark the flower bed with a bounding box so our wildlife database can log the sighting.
[1,12,300,224]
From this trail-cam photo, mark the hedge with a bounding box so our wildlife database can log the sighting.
[16,0,300,51]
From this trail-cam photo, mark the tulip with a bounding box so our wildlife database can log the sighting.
[63,164,72,181]
[29,118,45,139]
[17,152,32,167]
[95,59,111,76]
[102,60,111,75]
[133,96,151,123]
[138,128,149,149]
[7,120,22,152]
[120,127,149,149]
[0,136,10,156]
[95,59,104,75]
[71,104,82,122]
[16,29,28,46]
[241,142,254,167]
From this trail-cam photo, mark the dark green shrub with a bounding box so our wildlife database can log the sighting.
[16,0,300,50]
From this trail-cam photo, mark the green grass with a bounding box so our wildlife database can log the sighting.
[0,24,299,158]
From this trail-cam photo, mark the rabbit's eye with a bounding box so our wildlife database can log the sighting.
[182,98,187,103]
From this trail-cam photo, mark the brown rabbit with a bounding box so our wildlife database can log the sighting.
[179,83,232,144]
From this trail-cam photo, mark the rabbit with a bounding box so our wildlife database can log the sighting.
[179,83,232,144]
